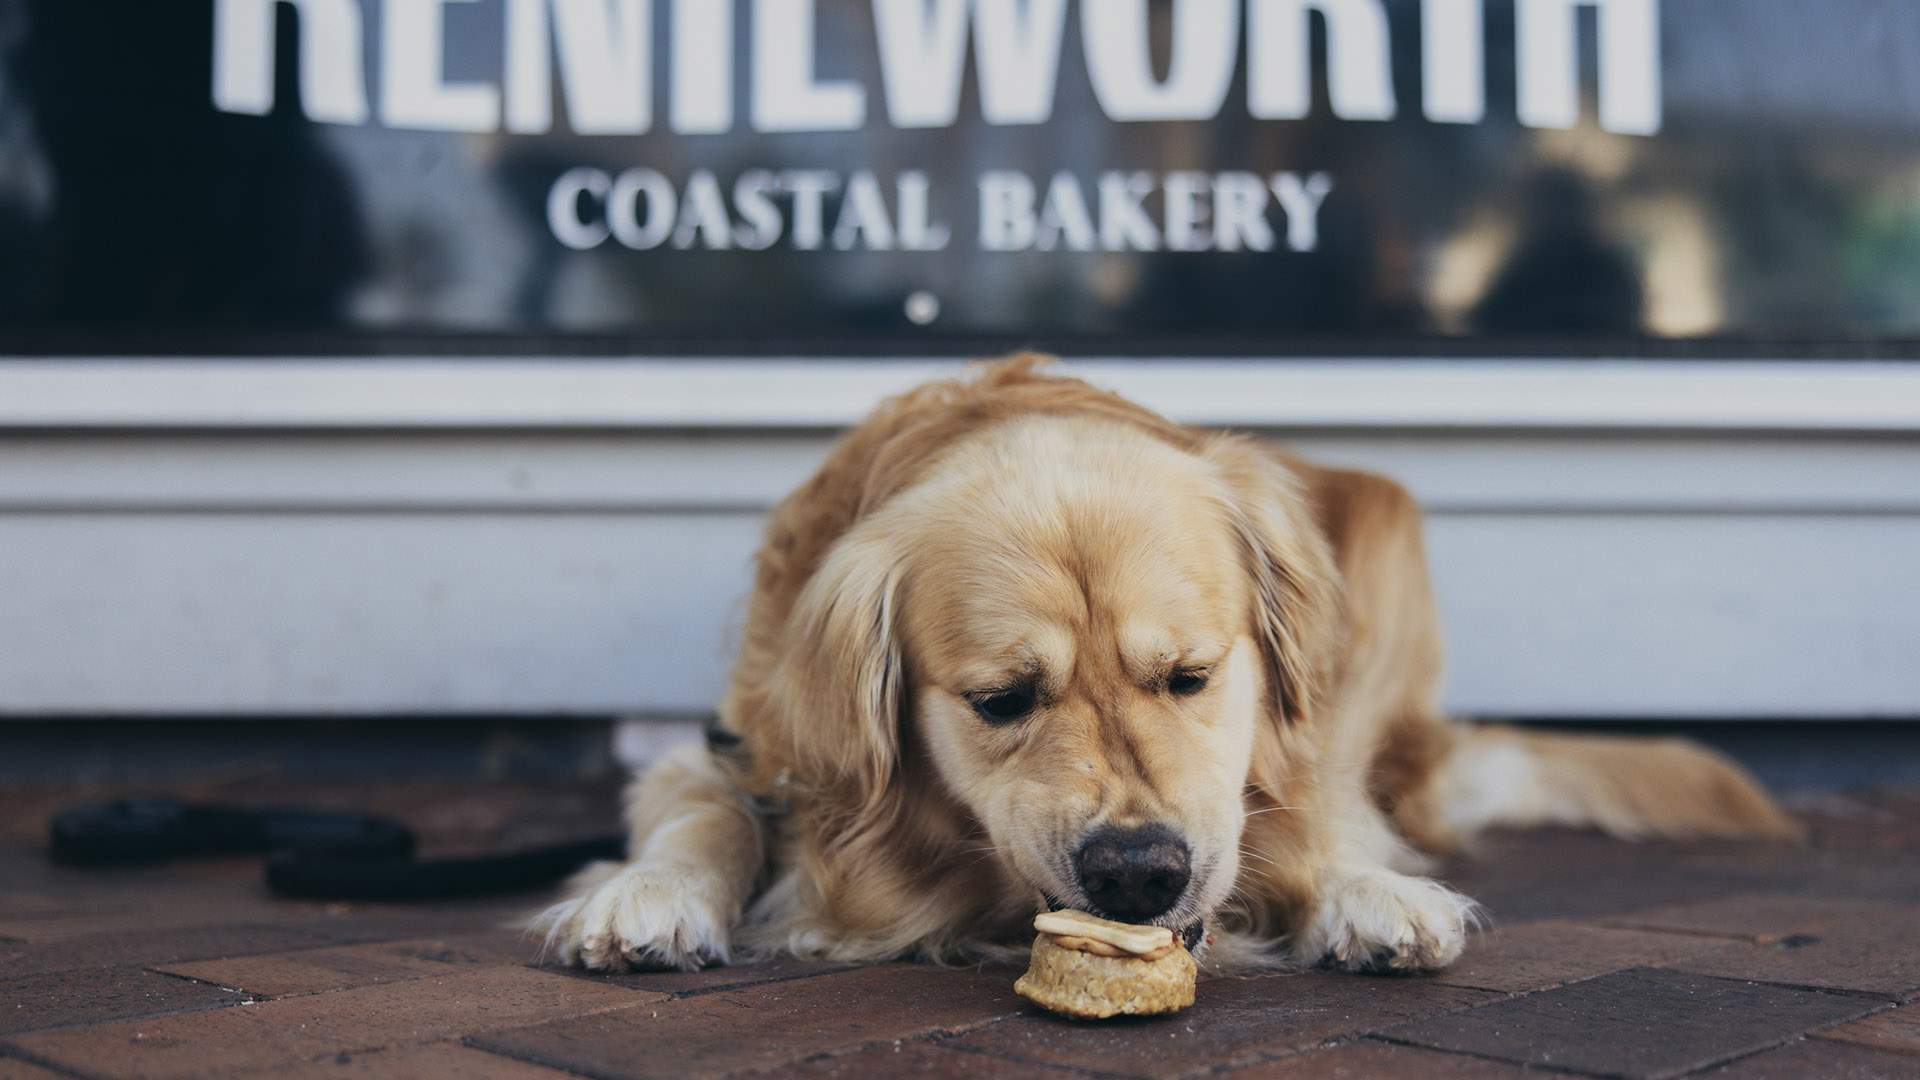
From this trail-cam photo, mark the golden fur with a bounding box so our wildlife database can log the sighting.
[535,355,1800,973]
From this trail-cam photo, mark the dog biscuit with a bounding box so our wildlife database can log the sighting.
[1015,911,1196,1019]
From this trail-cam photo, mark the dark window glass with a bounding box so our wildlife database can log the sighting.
[2,0,1918,357]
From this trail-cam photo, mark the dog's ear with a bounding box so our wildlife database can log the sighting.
[1208,437,1344,726]
[769,529,905,792]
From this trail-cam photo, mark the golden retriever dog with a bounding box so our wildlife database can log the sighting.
[535,355,1799,973]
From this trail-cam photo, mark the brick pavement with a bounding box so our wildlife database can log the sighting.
[0,782,1915,1079]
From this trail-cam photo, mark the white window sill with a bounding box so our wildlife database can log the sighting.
[1,357,1917,432]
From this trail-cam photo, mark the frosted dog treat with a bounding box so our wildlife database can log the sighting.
[1014,910,1197,1019]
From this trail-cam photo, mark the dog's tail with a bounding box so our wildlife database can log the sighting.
[1418,726,1803,844]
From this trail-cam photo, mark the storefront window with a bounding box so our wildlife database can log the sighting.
[3,0,1918,355]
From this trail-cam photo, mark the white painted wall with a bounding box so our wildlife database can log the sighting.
[2,360,1916,718]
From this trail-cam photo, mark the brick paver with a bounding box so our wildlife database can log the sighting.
[469,964,1025,1079]
[157,934,533,999]
[1602,895,1912,943]
[0,780,1916,1079]
[1811,1001,1920,1056]
[0,922,344,979]
[1703,1037,1920,1079]
[946,974,1494,1078]
[240,1041,583,1079]
[1438,830,1783,923]
[0,1053,76,1080]
[1382,967,1883,1079]
[771,1042,1085,1078]
[553,955,865,999]
[0,966,244,1035]
[1651,906,1920,997]
[1435,919,1744,993]
[1216,1040,1537,1078]
[10,966,660,1078]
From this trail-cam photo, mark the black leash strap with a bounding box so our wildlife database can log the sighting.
[49,798,415,865]
[49,797,624,901]
[266,834,626,901]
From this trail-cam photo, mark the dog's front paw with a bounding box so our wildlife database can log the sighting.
[532,862,734,972]
[1297,868,1476,973]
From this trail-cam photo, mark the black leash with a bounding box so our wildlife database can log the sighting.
[265,834,625,900]
[49,798,623,901]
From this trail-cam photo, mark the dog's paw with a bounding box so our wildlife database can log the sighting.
[531,862,733,972]
[1296,868,1476,973]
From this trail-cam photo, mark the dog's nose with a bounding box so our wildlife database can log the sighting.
[1073,824,1191,922]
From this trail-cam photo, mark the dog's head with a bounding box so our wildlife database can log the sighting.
[773,410,1338,943]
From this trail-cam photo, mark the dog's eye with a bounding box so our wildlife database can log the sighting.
[1168,669,1209,696]
[970,684,1037,723]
